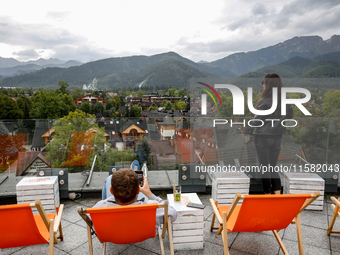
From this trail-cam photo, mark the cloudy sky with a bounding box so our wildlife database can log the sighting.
[0,0,339,63]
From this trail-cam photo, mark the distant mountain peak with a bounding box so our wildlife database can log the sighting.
[197,60,209,64]
[211,34,340,75]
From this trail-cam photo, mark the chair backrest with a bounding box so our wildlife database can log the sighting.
[231,194,311,232]
[0,203,49,248]
[87,203,159,244]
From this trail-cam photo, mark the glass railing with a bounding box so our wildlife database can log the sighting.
[0,116,338,177]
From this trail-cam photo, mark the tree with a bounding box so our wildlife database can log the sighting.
[105,99,114,111]
[147,106,158,111]
[136,90,144,97]
[94,102,105,113]
[101,91,108,100]
[129,105,141,117]
[167,88,176,97]
[217,94,233,117]
[99,148,136,171]
[17,95,32,119]
[173,101,186,110]
[178,88,187,98]
[30,89,76,119]
[161,100,168,107]
[323,90,340,116]
[135,139,151,165]
[46,110,108,170]
[113,95,122,106]
[70,88,83,100]
[0,94,23,119]
[328,108,340,117]
[292,119,340,164]
[162,100,172,110]
[56,80,70,95]
[28,87,34,96]
[105,98,118,111]
[80,102,91,114]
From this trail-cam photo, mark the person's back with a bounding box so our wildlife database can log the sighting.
[94,168,177,230]
[253,74,293,194]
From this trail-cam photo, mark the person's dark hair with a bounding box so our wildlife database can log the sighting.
[256,73,284,115]
[111,168,139,203]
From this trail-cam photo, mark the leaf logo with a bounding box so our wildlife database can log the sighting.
[197,82,222,107]
[197,82,222,115]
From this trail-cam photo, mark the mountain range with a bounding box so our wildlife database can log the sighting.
[0,52,235,89]
[206,35,340,75]
[0,57,82,77]
[0,35,339,89]
[239,54,340,78]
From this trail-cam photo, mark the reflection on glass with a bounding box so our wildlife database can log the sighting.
[0,117,338,180]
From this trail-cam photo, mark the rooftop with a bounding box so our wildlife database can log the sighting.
[2,193,339,255]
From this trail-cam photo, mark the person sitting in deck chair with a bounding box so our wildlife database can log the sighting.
[94,168,177,230]
[102,160,147,201]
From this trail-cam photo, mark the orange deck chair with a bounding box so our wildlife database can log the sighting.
[210,191,320,255]
[78,201,174,255]
[327,196,340,235]
[0,200,64,255]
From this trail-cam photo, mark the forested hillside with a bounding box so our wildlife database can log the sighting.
[0,52,235,89]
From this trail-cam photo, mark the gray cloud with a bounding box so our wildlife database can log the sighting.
[45,11,70,21]
[252,3,268,16]
[12,49,39,59]
[186,0,340,62]
[2,0,340,64]
[0,16,103,61]
[0,16,84,48]
[227,18,251,32]
[279,0,340,16]
[52,45,114,62]
[272,0,340,30]
[177,36,273,57]
[218,0,340,33]
[288,7,340,35]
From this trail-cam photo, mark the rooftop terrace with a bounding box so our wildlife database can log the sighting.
[0,116,339,254]
[1,192,340,255]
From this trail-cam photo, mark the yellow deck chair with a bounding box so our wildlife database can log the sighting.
[78,201,174,255]
[210,191,320,255]
[0,200,64,255]
[327,196,340,235]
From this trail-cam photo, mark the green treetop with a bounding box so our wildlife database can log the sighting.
[46,109,108,170]
[0,94,23,119]
[56,80,70,95]
[29,89,76,119]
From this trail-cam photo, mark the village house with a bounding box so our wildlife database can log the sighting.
[74,94,106,107]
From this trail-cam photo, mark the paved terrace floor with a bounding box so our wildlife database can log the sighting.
[1,193,340,255]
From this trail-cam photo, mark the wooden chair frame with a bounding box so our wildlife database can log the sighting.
[0,200,64,255]
[78,201,174,255]
[210,191,320,255]
[327,196,340,235]
[31,200,64,255]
